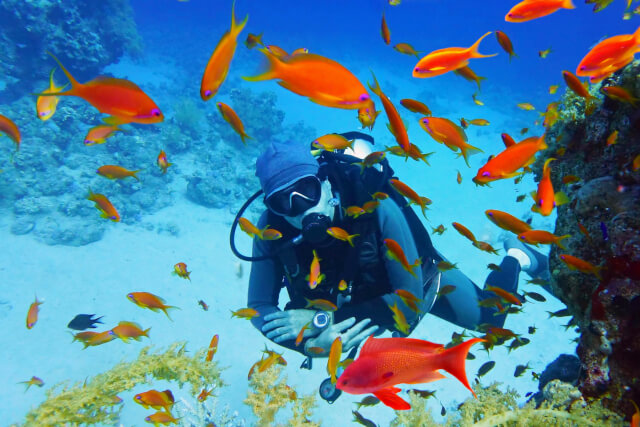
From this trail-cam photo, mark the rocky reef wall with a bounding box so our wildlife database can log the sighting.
[536,60,640,418]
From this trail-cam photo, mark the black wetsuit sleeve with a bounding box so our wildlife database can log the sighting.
[246,212,305,353]
[333,199,424,332]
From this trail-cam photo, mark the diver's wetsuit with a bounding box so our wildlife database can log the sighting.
[247,196,522,354]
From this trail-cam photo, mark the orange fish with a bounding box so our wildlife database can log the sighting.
[472,93,484,106]
[336,336,483,410]
[38,53,163,124]
[501,133,516,147]
[473,135,547,185]
[260,228,282,240]
[290,47,309,57]
[362,200,380,213]
[157,150,172,174]
[96,165,141,181]
[383,238,421,278]
[200,1,247,100]
[83,123,124,146]
[206,334,219,362]
[371,192,389,200]
[328,337,343,384]
[517,102,535,111]
[127,292,177,319]
[388,302,410,335]
[558,254,602,279]
[36,68,66,121]
[245,49,372,110]
[413,32,496,78]
[265,44,289,58]
[245,32,263,49]
[87,189,120,222]
[305,298,338,311]
[633,153,640,171]
[456,170,463,185]
[549,84,559,94]
[344,205,366,218]
[173,262,191,281]
[562,175,580,184]
[576,27,640,82]
[400,98,432,116]
[389,178,431,219]
[542,102,560,128]
[144,411,180,425]
[111,321,150,342]
[394,43,421,57]
[312,134,354,151]
[230,307,259,319]
[466,118,490,126]
[26,296,43,329]
[198,388,213,402]
[485,209,532,234]
[19,376,44,391]
[531,158,569,216]
[395,289,423,313]
[368,73,410,152]
[83,330,116,348]
[419,117,482,167]
[474,241,500,255]
[238,217,266,239]
[631,400,639,427]
[454,66,486,90]
[486,285,522,306]
[540,48,553,59]
[217,102,251,143]
[495,30,517,60]
[505,0,575,23]
[562,71,595,101]
[0,114,21,150]
[338,279,348,291]
[307,250,325,289]
[601,86,639,106]
[327,227,359,246]
[385,144,434,165]
[357,100,381,130]
[134,389,175,413]
[295,322,310,347]
[452,222,477,244]
[381,12,391,45]
[518,230,570,249]
[355,151,386,173]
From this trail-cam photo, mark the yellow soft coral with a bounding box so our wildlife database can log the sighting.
[244,364,320,427]
[15,342,224,426]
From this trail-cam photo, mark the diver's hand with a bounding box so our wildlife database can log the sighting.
[305,317,378,355]
[262,309,319,344]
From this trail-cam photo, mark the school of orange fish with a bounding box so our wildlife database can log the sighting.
[3,0,640,424]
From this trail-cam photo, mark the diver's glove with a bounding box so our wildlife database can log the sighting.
[262,309,319,344]
[304,317,378,356]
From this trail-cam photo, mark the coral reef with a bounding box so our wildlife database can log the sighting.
[532,354,581,405]
[390,381,624,427]
[532,60,640,417]
[0,0,142,100]
[14,342,224,426]
[244,365,320,427]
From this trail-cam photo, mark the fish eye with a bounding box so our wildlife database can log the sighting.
[342,379,349,385]
[538,200,543,206]
[204,89,212,97]
[482,171,490,177]
[152,108,161,117]
[488,212,493,216]
[39,111,47,116]
[359,94,369,101]
[135,395,141,400]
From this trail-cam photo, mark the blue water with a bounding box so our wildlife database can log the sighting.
[0,0,634,425]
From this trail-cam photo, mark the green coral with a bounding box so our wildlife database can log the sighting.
[244,365,320,427]
[16,342,224,426]
[391,381,624,427]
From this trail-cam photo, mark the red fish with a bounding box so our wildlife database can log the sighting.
[505,0,575,23]
[531,158,569,216]
[37,53,163,124]
[419,117,482,167]
[473,135,547,185]
[413,32,496,78]
[0,114,21,151]
[336,336,483,410]
[201,1,247,100]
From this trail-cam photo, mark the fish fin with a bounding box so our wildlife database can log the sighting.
[562,0,575,9]
[469,32,497,59]
[557,234,571,250]
[437,337,484,397]
[373,387,411,410]
[230,0,249,35]
[367,71,382,97]
[360,336,444,357]
[243,48,282,82]
[554,191,570,206]
[45,52,81,96]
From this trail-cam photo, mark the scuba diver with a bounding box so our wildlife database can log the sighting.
[230,132,550,400]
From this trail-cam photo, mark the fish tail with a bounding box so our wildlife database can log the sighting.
[243,47,281,81]
[543,158,556,177]
[347,234,359,247]
[437,337,484,397]
[557,234,571,250]
[240,132,251,144]
[45,52,80,96]
[538,134,548,150]
[561,0,576,9]
[469,32,497,59]
[230,0,248,35]
[131,169,143,181]
[367,71,382,97]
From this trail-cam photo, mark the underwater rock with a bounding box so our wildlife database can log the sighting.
[532,354,581,405]
[0,0,143,101]
[186,176,229,209]
[535,60,640,416]
[33,216,105,246]
[10,218,35,235]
